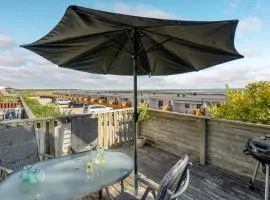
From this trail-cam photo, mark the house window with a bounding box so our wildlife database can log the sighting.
[185,103,190,108]
[158,101,164,107]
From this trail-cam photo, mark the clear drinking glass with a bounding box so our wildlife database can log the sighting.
[86,160,95,179]
[19,165,32,182]
[95,146,105,166]
[31,169,45,183]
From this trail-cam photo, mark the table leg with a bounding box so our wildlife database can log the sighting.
[121,180,124,193]
[105,187,113,200]
[265,164,269,200]
[99,190,103,200]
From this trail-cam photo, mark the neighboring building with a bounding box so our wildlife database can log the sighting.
[145,91,225,115]
[53,89,226,116]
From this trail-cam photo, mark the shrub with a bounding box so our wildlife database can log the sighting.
[21,95,64,118]
[138,102,150,122]
[206,81,270,124]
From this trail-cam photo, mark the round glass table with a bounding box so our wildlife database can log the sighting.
[0,150,133,200]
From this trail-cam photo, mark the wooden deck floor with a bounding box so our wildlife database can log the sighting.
[86,145,266,200]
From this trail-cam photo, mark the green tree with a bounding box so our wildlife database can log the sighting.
[206,81,270,124]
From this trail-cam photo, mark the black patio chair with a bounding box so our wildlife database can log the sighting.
[117,154,191,200]
[67,117,99,154]
[0,124,53,182]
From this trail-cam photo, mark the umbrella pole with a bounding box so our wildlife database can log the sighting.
[133,57,139,196]
[132,30,139,196]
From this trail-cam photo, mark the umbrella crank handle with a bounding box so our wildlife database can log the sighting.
[133,113,139,122]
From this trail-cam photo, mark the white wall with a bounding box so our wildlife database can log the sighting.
[149,98,159,109]
[172,102,202,114]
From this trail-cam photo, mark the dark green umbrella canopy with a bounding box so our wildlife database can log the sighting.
[21,5,243,76]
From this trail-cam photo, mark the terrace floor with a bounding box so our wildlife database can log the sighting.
[85,145,265,200]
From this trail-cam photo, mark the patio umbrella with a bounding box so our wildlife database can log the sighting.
[21,5,243,193]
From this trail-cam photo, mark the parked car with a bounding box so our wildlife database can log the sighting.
[84,105,113,114]
[68,101,86,108]
[55,99,71,105]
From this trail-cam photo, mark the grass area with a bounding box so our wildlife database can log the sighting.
[21,95,64,118]
[0,96,20,102]
[19,90,54,97]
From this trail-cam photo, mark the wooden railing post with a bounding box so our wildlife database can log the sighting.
[48,119,55,156]
[200,118,208,165]
[98,113,104,147]
[54,121,61,157]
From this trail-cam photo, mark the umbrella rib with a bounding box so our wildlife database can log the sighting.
[59,40,112,66]
[60,34,131,68]
[125,29,135,55]
[140,31,196,70]
[103,35,132,55]
[141,38,172,54]
[75,8,131,28]
[22,30,126,47]
[142,29,241,57]
[137,37,151,75]
[105,36,131,73]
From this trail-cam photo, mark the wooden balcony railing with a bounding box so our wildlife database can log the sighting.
[0,108,134,157]
[140,109,270,179]
[3,107,269,180]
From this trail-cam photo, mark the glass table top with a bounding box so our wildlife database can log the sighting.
[0,150,133,200]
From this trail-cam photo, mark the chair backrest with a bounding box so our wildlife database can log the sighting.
[156,154,191,200]
[69,117,98,153]
[0,125,40,171]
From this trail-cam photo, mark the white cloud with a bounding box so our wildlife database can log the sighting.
[237,17,263,35]
[0,49,28,66]
[1,49,269,90]
[0,35,15,49]
[93,1,175,19]
[226,0,241,9]
[1,32,270,90]
[224,0,242,13]
[256,0,270,13]
[158,49,270,89]
[113,2,175,19]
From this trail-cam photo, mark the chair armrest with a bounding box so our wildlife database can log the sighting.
[138,176,159,191]
[39,153,54,159]
[137,174,159,200]
[168,168,190,199]
[0,166,13,174]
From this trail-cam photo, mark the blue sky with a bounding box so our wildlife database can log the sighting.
[0,0,269,89]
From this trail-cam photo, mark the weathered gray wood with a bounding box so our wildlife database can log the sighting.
[48,119,55,156]
[54,125,61,156]
[3,107,270,182]
[61,123,71,155]
[140,110,202,161]
[200,118,207,165]
[113,145,265,200]
[140,109,270,178]
[85,145,266,200]
[103,113,109,148]
[98,113,104,146]
[207,118,270,178]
